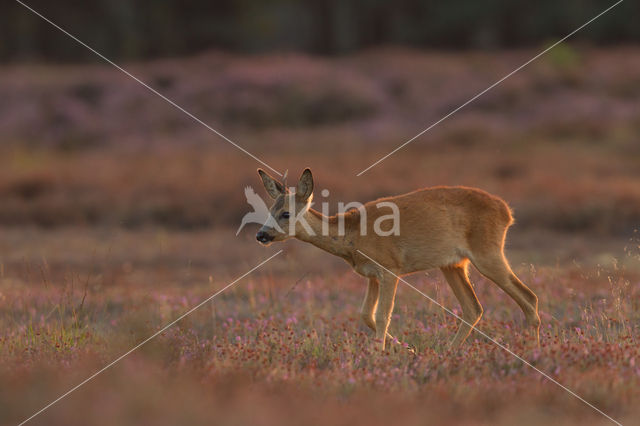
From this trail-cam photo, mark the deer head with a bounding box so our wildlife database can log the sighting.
[255,168,314,245]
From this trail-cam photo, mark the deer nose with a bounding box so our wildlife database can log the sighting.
[256,231,273,243]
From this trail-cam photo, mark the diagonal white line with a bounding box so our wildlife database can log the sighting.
[15,0,283,177]
[356,0,624,176]
[356,249,622,426]
[17,250,284,426]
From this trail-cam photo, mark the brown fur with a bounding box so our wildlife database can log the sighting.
[257,169,540,350]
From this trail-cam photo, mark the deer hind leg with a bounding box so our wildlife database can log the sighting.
[374,274,399,351]
[441,263,483,348]
[470,251,540,344]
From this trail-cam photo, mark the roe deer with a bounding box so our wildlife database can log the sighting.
[255,168,540,350]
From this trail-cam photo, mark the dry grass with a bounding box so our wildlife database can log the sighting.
[1,228,639,425]
[0,143,638,233]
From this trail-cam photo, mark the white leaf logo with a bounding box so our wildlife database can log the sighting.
[236,186,283,235]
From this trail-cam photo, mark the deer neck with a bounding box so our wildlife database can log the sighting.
[295,209,354,259]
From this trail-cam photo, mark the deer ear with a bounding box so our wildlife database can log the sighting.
[296,168,313,201]
[258,169,285,199]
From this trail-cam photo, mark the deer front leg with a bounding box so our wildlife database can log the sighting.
[374,275,399,351]
[360,278,379,331]
[361,277,400,348]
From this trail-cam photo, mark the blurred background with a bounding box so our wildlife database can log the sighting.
[1,0,639,238]
[2,0,639,60]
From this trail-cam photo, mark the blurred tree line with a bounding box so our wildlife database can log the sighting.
[2,0,638,61]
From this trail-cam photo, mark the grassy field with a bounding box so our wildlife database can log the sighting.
[1,46,640,425]
[1,228,639,425]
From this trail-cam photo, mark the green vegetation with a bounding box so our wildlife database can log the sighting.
[3,0,638,61]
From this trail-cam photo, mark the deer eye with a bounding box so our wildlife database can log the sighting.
[281,212,290,219]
